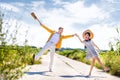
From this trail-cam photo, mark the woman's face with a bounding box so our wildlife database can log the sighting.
[84,34,90,40]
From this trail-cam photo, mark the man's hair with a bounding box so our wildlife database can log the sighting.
[58,27,63,30]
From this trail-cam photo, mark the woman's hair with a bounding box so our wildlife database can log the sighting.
[84,32,91,41]
[84,32,91,49]
[85,32,90,36]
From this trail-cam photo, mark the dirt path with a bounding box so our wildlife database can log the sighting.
[19,53,120,80]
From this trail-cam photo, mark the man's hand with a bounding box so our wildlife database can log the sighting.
[37,19,42,25]
[31,12,38,20]
[31,12,43,26]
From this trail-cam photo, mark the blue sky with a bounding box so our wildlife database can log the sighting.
[0,0,120,50]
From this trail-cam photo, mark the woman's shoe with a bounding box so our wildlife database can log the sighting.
[86,74,91,78]
[104,68,110,72]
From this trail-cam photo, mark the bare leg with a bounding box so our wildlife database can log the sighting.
[89,58,95,76]
[95,57,109,71]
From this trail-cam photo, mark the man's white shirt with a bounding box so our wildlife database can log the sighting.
[49,33,60,44]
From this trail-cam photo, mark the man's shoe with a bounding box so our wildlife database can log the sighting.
[32,54,35,64]
[49,68,52,72]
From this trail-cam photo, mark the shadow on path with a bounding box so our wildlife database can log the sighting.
[25,71,106,79]
[60,74,106,79]
[25,71,49,76]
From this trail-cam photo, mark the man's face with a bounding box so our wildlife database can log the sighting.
[58,28,63,34]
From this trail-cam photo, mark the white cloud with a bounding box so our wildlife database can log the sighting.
[53,0,62,5]
[31,1,45,9]
[22,0,117,50]
[105,0,120,3]
[32,0,110,29]
[62,1,110,24]
[1,0,119,50]
[0,3,20,12]
[52,0,69,5]
[12,2,25,7]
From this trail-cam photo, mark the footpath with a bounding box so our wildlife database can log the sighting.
[19,53,120,80]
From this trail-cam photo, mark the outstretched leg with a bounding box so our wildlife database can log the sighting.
[95,57,109,71]
[35,42,51,60]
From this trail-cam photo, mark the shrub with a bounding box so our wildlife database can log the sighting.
[100,51,120,76]
[0,45,41,80]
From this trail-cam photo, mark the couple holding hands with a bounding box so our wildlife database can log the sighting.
[31,12,109,76]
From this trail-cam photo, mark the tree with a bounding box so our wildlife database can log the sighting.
[109,28,120,55]
[115,28,120,54]
[0,11,6,45]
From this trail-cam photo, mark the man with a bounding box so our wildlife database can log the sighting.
[34,22,76,72]
[32,13,76,72]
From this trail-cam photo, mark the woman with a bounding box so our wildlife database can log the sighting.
[76,29,109,76]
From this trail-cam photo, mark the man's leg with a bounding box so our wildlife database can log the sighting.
[35,42,51,60]
[49,45,55,72]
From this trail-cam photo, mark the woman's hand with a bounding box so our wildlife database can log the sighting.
[74,34,79,37]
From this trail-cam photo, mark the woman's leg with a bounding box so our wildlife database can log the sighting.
[95,57,109,71]
[89,58,95,75]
